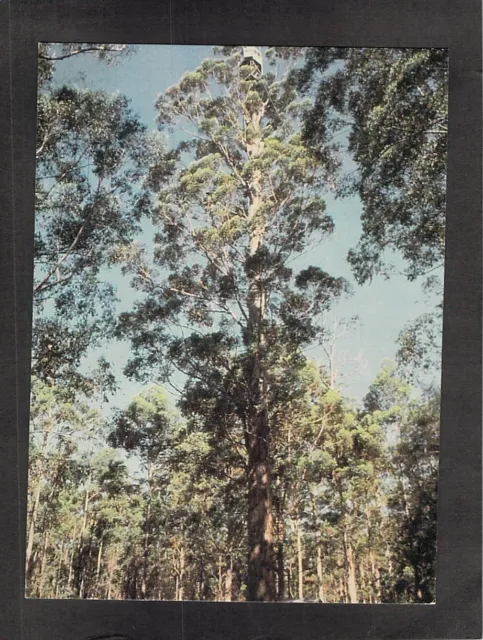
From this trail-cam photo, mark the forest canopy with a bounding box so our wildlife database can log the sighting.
[26,44,446,603]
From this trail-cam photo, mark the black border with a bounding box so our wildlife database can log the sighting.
[1,1,481,638]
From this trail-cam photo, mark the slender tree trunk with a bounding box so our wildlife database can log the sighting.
[179,545,185,601]
[277,542,285,601]
[359,559,366,603]
[26,417,52,577]
[296,515,304,600]
[198,557,209,600]
[38,531,49,598]
[343,529,358,603]
[338,576,345,602]
[287,557,293,600]
[53,544,63,598]
[77,477,92,598]
[26,479,42,578]
[370,549,381,602]
[68,547,75,593]
[225,556,233,601]
[217,554,223,600]
[198,558,204,600]
[107,568,113,599]
[385,544,393,580]
[95,534,104,597]
[316,544,325,602]
[62,542,70,589]
[141,464,152,599]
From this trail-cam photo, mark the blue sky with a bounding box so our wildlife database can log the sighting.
[48,44,442,410]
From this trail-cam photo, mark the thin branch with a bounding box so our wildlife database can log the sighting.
[38,46,123,62]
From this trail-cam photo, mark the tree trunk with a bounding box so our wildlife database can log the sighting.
[245,267,275,601]
[198,558,204,600]
[296,515,304,601]
[38,531,49,598]
[26,415,52,577]
[107,569,113,599]
[343,529,358,603]
[287,557,294,600]
[67,546,75,593]
[245,285,274,600]
[242,78,275,603]
[53,543,63,598]
[141,464,152,599]
[217,554,223,600]
[246,422,275,601]
[25,479,42,579]
[95,535,104,597]
[370,549,381,602]
[179,546,185,601]
[359,559,366,602]
[338,576,345,602]
[224,557,233,601]
[277,543,285,601]
[385,544,393,579]
[316,544,325,602]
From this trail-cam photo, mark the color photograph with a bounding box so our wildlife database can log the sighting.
[27,44,447,603]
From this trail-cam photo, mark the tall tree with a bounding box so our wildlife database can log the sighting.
[115,46,347,601]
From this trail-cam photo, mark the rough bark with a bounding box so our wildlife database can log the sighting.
[246,415,275,601]
[244,88,276,602]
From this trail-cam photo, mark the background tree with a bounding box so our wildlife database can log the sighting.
[384,392,439,603]
[26,377,127,598]
[297,47,448,284]
[108,387,182,599]
[296,51,445,600]
[362,362,439,603]
[34,43,161,394]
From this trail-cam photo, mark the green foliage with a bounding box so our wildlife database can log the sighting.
[119,47,347,408]
[33,45,161,393]
[298,47,448,284]
[27,45,440,604]
[396,277,443,385]
[383,391,439,602]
